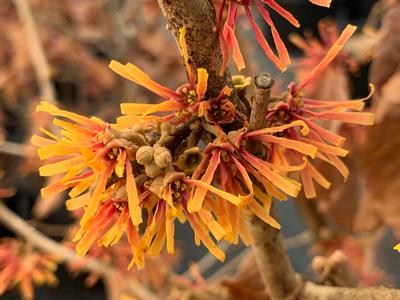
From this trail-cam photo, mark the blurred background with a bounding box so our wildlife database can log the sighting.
[1,0,400,299]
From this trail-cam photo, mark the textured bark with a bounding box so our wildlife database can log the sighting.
[157,0,241,108]
[302,282,400,300]
[248,74,300,300]
[249,73,274,130]
[249,207,301,300]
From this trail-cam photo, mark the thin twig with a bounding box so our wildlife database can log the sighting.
[247,73,301,300]
[12,0,56,103]
[0,141,27,157]
[301,281,400,299]
[0,201,161,300]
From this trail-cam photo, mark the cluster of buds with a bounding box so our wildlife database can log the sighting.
[33,24,373,269]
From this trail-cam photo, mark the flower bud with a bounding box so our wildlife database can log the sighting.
[145,163,162,178]
[153,146,172,168]
[136,146,154,165]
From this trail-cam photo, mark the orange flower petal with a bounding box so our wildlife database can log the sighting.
[121,101,183,116]
[125,160,142,226]
[79,161,115,230]
[309,0,331,7]
[37,102,103,131]
[166,206,175,254]
[39,157,83,177]
[186,212,225,262]
[260,0,300,27]
[66,193,90,211]
[187,179,241,206]
[196,68,209,99]
[250,134,318,158]
[188,150,221,213]
[109,60,181,100]
[247,120,309,137]
[296,24,357,93]
[179,26,195,86]
[198,209,226,241]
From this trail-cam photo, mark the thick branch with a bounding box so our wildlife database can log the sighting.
[0,202,160,300]
[247,73,300,300]
[157,0,241,108]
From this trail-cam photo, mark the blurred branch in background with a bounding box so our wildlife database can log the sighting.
[12,0,56,103]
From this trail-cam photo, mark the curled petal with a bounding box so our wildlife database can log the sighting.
[300,138,349,157]
[78,161,116,233]
[39,157,83,177]
[247,120,309,138]
[251,186,281,229]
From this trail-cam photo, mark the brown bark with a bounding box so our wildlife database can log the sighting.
[157,0,241,109]
[302,282,400,300]
[248,74,301,300]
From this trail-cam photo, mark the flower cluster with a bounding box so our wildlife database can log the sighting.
[215,0,333,72]
[0,238,58,300]
[33,24,373,268]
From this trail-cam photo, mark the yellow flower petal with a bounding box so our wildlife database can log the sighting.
[125,160,142,226]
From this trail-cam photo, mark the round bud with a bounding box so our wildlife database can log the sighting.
[145,163,162,178]
[136,146,154,165]
[153,146,172,168]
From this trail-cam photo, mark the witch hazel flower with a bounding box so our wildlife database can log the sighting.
[66,185,148,268]
[31,102,143,239]
[0,238,58,300]
[255,25,374,198]
[216,0,332,72]
[109,27,209,127]
[188,120,323,245]
[290,19,359,99]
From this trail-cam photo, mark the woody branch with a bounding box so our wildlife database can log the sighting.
[248,74,301,300]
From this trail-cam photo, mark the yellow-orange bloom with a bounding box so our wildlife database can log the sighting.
[110,27,209,128]
[0,238,58,300]
[31,102,142,233]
